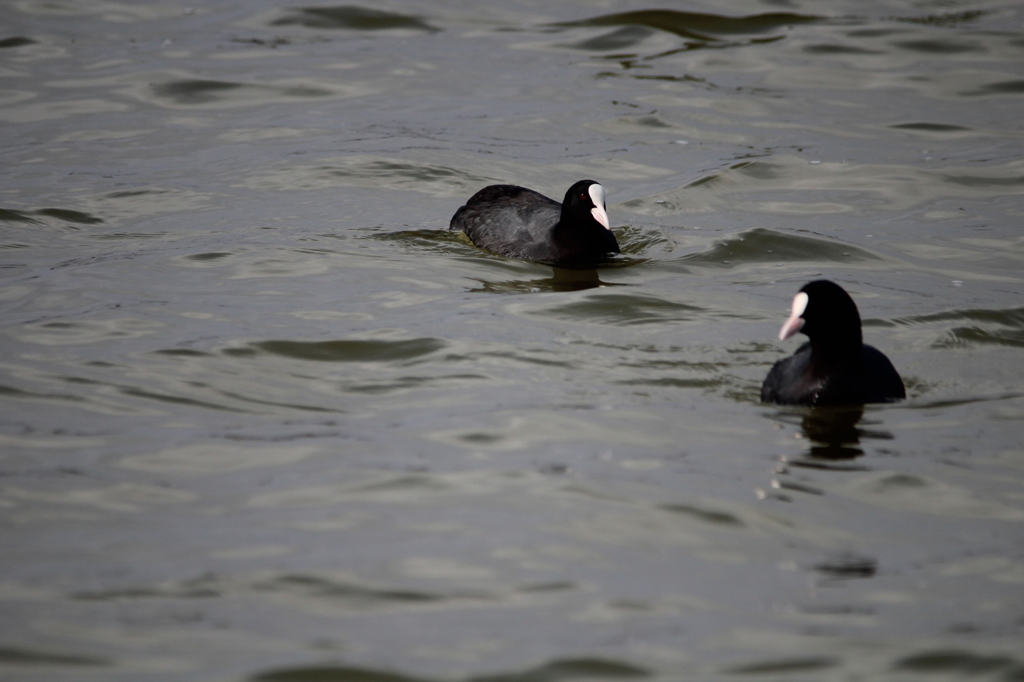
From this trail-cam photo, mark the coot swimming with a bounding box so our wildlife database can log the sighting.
[761,280,905,406]
[449,180,619,263]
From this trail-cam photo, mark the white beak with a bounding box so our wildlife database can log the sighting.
[779,291,808,340]
[588,184,611,230]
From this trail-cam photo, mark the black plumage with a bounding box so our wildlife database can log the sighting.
[449,179,619,263]
[761,280,905,406]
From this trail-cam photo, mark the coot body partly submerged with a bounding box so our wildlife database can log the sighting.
[449,180,619,263]
[761,280,905,406]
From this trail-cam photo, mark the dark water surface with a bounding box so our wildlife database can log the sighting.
[2,0,1023,679]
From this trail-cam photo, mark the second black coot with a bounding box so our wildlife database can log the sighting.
[761,280,906,406]
[449,179,619,263]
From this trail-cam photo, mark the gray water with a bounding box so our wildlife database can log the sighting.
[2,1,1024,680]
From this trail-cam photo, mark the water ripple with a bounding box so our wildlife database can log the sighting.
[270,6,441,34]
[244,337,446,363]
[684,227,884,268]
[895,306,1024,349]
[554,9,821,46]
[251,658,649,682]
[525,292,703,326]
[0,645,109,667]
[895,650,1024,678]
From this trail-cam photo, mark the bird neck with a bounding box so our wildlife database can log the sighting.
[809,332,863,370]
[553,213,593,241]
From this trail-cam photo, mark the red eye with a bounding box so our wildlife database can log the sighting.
[579,193,586,201]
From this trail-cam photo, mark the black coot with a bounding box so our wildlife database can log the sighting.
[761,280,906,406]
[449,179,619,263]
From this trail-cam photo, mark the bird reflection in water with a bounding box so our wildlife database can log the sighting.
[775,406,894,462]
[801,406,867,460]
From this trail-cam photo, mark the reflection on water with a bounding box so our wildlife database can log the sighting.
[801,406,868,461]
[769,406,896,462]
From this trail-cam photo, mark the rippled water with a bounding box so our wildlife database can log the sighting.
[2,1,1024,680]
